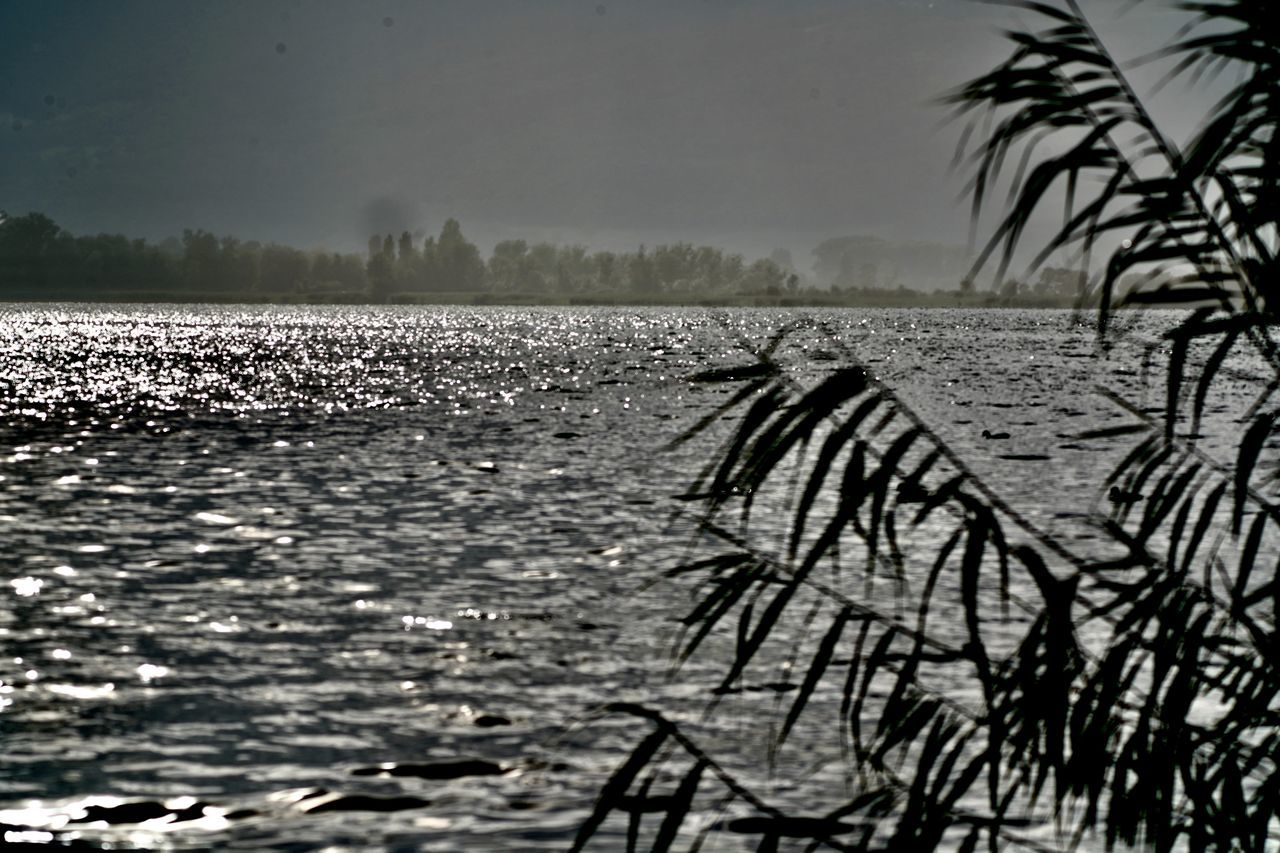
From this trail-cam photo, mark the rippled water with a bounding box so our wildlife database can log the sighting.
[0,304,1249,849]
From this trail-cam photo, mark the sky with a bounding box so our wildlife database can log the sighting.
[0,0,1199,263]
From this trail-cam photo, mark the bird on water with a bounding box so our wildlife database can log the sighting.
[981,429,1011,440]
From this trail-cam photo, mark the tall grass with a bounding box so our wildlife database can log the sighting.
[573,1,1280,849]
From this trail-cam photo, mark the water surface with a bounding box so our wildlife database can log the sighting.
[0,304,1230,849]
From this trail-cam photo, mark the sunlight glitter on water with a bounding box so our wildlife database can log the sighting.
[0,303,1252,850]
[9,576,42,596]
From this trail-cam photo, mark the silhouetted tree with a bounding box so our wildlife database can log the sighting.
[258,244,307,294]
[419,235,441,291]
[627,245,656,293]
[436,218,484,291]
[736,257,785,293]
[488,239,527,291]
[397,231,415,265]
[590,251,620,291]
[366,236,394,301]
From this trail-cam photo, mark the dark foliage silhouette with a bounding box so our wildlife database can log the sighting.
[0,213,1083,307]
[573,1,1280,849]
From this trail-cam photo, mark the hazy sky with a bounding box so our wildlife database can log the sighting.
[1,0,1196,260]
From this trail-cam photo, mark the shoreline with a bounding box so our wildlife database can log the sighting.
[1,289,1097,310]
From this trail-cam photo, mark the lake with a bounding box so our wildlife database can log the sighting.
[0,304,1240,849]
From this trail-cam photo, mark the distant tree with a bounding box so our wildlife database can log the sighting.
[436,219,484,291]
[488,239,528,291]
[259,244,308,294]
[366,251,393,301]
[653,242,695,291]
[420,235,441,291]
[0,212,62,258]
[556,245,590,293]
[392,231,419,291]
[693,246,726,291]
[1036,266,1086,299]
[591,251,620,291]
[312,252,333,284]
[306,251,364,294]
[333,252,367,291]
[736,258,786,293]
[0,212,67,294]
[627,245,656,293]
[527,242,559,292]
[181,229,224,293]
[397,231,415,262]
[0,213,364,299]
[228,239,259,291]
[721,253,745,289]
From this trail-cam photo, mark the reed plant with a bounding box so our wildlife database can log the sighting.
[572,1,1280,849]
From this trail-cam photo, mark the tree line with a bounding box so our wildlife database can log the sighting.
[0,211,799,302]
[0,209,1102,306]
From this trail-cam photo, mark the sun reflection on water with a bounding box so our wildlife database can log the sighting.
[0,304,1238,849]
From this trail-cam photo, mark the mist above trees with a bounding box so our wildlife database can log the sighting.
[812,234,969,291]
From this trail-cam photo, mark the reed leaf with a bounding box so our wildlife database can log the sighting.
[573,1,1280,848]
